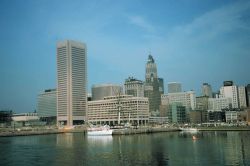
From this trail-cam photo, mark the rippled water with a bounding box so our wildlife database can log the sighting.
[0,131,250,166]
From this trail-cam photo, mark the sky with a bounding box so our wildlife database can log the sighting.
[0,0,250,113]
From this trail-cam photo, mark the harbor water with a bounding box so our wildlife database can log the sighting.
[0,131,250,166]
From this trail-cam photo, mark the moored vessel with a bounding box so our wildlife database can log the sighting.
[87,125,113,136]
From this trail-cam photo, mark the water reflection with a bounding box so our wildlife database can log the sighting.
[0,131,249,166]
[87,135,113,147]
[56,133,73,148]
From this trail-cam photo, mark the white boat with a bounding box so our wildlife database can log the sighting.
[179,127,198,132]
[87,125,113,136]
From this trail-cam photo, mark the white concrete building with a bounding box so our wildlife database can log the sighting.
[162,91,196,110]
[220,85,239,108]
[12,113,39,122]
[208,97,231,111]
[87,95,149,125]
[238,86,247,108]
[124,77,144,97]
[225,111,238,123]
[57,40,87,126]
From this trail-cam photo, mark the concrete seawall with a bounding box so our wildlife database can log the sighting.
[112,127,180,135]
[0,130,64,137]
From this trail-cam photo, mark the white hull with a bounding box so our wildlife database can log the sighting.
[180,128,198,132]
[87,130,113,136]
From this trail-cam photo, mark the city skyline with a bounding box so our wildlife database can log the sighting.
[1,0,250,113]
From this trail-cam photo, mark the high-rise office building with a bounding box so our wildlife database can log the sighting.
[238,86,247,108]
[168,82,182,93]
[144,55,162,114]
[92,84,123,101]
[246,84,250,107]
[158,78,164,94]
[220,81,239,109]
[202,83,213,98]
[124,77,144,97]
[57,40,87,126]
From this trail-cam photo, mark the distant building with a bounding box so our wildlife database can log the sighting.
[162,91,196,111]
[124,77,144,97]
[0,110,12,127]
[158,78,164,94]
[144,55,162,114]
[238,86,247,108]
[12,113,44,127]
[196,96,209,111]
[220,81,239,108]
[169,103,186,123]
[12,113,39,122]
[202,83,213,98]
[208,97,231,111]
[246,84,250,107]
[207,111,226,123]
[37,89,57,124]
[168,82,182,93]
[246,108,250,125]
[92,84,123,101]
[87,95,149,125]
[223,81,233,87]
[189,110,207,124]
[57,40,87,126]
[225,111,238,123]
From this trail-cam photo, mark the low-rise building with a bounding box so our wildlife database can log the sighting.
[0,110,12,127]
[12,113,44,127]
[189,110,208,124]
[87,95,149,125]
[207,111,226,123]
[225,111,238,123]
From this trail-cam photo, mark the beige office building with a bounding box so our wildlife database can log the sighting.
[87,95,149,125]
[57,40,87,126]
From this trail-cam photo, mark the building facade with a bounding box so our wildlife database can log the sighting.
[57,40,87,126]
[196,96,209,111]
[202,83,213,98]
[87,95,149,125]
[124,77,144,97]
[238,86,247,108]
[208,97,231,111]
[37,89,57,121]
[169,103,186,123]
[168,82,182,93]
[162,91,196,111]
[246,84,250,107]
[144,55,162,114]
[220,81,239,108]
[92,84,123,101]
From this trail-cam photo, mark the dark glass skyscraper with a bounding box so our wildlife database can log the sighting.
[144,55,163,115]
[246,84,250,107]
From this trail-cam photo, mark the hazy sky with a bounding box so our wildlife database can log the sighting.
[1,0,250,113]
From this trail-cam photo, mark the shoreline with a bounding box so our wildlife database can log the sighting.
[0,126,250,137]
